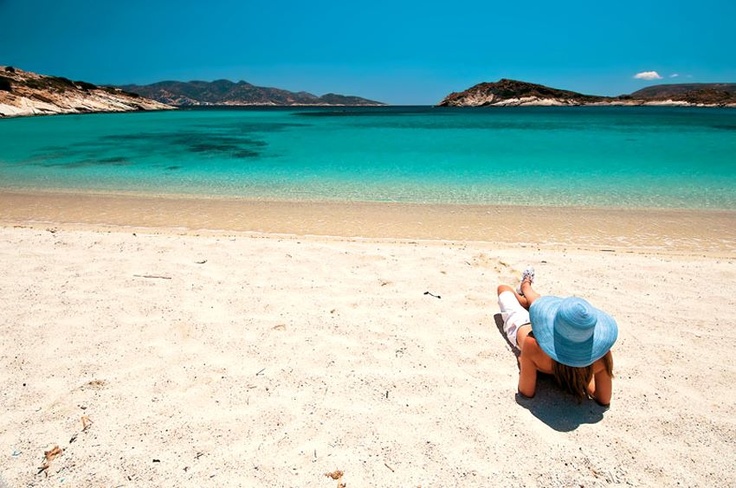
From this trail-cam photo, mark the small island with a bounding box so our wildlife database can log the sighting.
[438,78,736,107]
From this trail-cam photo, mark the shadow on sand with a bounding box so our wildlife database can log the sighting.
[493,313,609,432]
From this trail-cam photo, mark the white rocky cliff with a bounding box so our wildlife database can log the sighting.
[0,66,172,117]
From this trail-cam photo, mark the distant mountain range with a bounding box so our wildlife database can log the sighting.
[0,66,172,117]
[0,67,384,117]
[438,79,736,107]
[3,66,735,118]
[118,80,384,107]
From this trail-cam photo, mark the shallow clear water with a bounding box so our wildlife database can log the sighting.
[1,106,735,208]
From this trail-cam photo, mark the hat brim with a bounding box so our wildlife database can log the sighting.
[529,296,618,367]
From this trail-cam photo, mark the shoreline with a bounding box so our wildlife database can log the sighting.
[2,189,735,256]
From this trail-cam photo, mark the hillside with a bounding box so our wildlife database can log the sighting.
[119,80,385,107]
[438,79,608,107]
[0,66,172,117]
[628,83,736,105]
[438,79,736,107]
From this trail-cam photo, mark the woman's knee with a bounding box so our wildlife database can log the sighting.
[497,284,514,296]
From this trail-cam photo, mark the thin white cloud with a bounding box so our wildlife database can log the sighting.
[670,73,680,78]
[634,71,663,80]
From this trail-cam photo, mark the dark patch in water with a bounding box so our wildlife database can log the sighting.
[295,110,369,117]
[34,156,131,168]
[188,142,235,153]
[166,165,181,171]
[711,124,736,131]
[293,108,425,118]
[100,131,268,158]
[178,136,263,158]
[98,156,128,164]
[64,160,101,169]
[196,121,305,133]
[232,149,260,159]
[23,117,301,170]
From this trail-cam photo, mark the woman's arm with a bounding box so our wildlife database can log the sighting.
[587,352,613,406]
[517,334,539,398]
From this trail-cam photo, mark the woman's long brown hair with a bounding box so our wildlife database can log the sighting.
[552,353,613,402]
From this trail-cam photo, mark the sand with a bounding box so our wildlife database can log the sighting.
[1,191,735,487]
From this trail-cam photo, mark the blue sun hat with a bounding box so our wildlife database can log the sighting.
[529,296,618,367]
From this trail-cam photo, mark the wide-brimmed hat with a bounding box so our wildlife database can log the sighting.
[529,296,618,367]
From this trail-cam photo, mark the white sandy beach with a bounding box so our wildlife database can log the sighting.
[1,193,736,487]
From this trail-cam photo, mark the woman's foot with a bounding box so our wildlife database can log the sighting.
[517,266,535,296]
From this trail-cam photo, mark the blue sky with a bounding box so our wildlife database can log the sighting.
[1,0,734,105]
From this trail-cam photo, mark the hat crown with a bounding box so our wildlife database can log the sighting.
[554,297,597,343]
[529,294,618,368]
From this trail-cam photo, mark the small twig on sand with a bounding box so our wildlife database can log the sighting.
[325,470,346,487]
[44,446,62,462]
[325,470,343,480]
[38,445,63,476]
[384,462,395,472]
[424,291,441,299]
[133,274,172,280]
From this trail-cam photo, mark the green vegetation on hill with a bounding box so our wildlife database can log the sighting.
[21,76,78,93]
[0,76,12,92]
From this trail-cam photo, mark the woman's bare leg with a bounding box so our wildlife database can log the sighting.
[497,284,530,308]
[519,279,541,306]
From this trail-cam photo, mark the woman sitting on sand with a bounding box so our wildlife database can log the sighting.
[497,268,618,407]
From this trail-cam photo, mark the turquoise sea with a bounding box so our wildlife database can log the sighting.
[1,106,735,209]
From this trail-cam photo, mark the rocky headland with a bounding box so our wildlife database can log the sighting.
[0,66,172,117]
[119,80,385,107]
[0,67,384,117]
[438,79,736,107]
